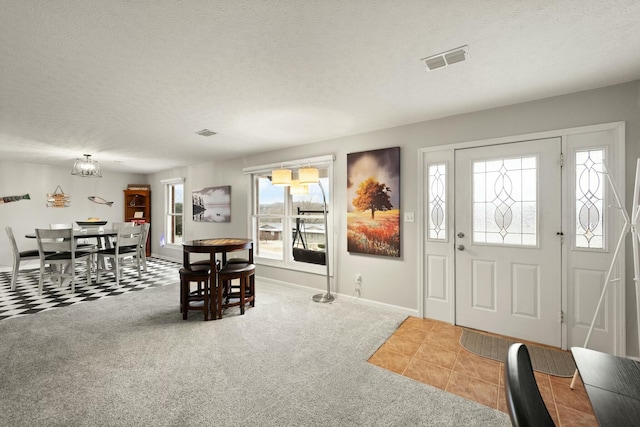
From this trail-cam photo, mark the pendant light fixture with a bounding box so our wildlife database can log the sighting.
[71,154,102,178]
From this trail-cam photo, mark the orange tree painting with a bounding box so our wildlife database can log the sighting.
[347,147,400,257]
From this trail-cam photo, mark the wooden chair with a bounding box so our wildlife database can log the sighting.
[95,224,143,286]
[137,223,150,272]
[504,343,555,427]
[49,223,97,252]
[5,226,40,291]
[219,262,255,318]
[35,228,93,294]
[180,267,213,320]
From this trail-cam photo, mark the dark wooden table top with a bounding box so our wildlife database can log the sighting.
[182,238,253,253]
[571,347,640,426]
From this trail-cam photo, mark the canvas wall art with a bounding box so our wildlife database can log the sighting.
[192,185,231,222]
[347,146,400,257]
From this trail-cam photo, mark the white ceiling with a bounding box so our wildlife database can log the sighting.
[2,0,640,174]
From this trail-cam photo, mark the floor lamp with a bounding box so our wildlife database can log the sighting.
[272,165,334,303]
[570,158,640,389]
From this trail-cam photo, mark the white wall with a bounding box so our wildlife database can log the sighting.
[0,161,146,269]
[148,160,250,263]
[147,81,640,355]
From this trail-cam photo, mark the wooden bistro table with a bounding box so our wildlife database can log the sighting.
[182,238,253,320]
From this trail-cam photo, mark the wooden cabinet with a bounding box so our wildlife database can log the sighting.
[124,188,151,256]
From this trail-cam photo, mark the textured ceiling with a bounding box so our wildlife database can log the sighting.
[1,0,640,173]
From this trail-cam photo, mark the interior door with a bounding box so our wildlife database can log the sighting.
[454,138,562,347]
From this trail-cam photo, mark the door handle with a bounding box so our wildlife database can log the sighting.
[457,232,465,238]
[457,244,465,251]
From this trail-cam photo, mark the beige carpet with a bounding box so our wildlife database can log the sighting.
[460,329,576,377]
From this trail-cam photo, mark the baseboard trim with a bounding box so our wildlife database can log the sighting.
[256,275,418,317]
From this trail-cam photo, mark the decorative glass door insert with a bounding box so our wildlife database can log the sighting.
[472,156,537,246]
[575,149,604,249]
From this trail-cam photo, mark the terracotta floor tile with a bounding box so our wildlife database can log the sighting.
[453,349,501,384]
[368,347,412,374]
[404,358,451,390]
[446,369,499,408]
[496,386,508,413]
[380,335,422,357]
[556,403,598,427]
[374,317,598,422]
[431,322,463,338]
[424,331,462,353]
[550,376,594,414]
[413,342,459,369]
[534,372,555,405]
[392,326,429,344]
[401,316,437,331]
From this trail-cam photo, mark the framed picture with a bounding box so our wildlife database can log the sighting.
[133,211,144,219]
[192,185,231,222]
[347,147,400,257]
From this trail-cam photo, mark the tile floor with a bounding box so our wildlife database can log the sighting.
[368,316,598,426]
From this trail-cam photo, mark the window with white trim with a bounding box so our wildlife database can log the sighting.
[163,178,184,246]
[245,156,333,273]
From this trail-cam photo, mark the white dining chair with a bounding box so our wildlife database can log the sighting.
[5,226,40,291]
[138,223,150,272]
[95,224,143,286]
[35,228,93,294]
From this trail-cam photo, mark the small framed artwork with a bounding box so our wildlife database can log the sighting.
[347,146,400,257]
[133,211,144,219]
[192,185,231,222]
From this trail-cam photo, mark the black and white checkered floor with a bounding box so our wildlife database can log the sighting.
[0,257,181,321]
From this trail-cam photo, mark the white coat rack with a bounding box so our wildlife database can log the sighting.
[570,158,640,389]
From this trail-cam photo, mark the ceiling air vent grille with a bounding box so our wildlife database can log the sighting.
[195,129,217,137]
[421,45,469,71]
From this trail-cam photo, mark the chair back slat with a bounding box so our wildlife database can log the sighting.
[35,228,75,254]
[116,225,142,250]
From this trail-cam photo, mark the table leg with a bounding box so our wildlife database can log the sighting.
[211,254,221,320]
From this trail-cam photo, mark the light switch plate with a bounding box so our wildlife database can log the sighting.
[404,212,415,223]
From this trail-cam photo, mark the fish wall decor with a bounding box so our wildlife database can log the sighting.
[47,185,70,208]
[88,196,113,206]
[0,193,30,204]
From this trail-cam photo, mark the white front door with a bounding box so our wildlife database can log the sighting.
[454,138,562,346]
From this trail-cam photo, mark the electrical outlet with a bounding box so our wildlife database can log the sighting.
[355,273,362,297]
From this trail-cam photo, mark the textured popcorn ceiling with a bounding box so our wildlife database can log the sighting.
[1,0,639,173]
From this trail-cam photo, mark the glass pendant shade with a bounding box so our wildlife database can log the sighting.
[298,167,319,184]
[271,168,292,185]
[71,154,102,177]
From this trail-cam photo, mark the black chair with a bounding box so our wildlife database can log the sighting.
[504,343,555,427]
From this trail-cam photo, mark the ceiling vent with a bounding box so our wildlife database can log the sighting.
[421,45,469,71]
[195,129,217,137]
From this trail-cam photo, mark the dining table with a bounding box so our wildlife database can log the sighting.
[26,227,119,250]
[571,347,640,426]
[182,238,253,319]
